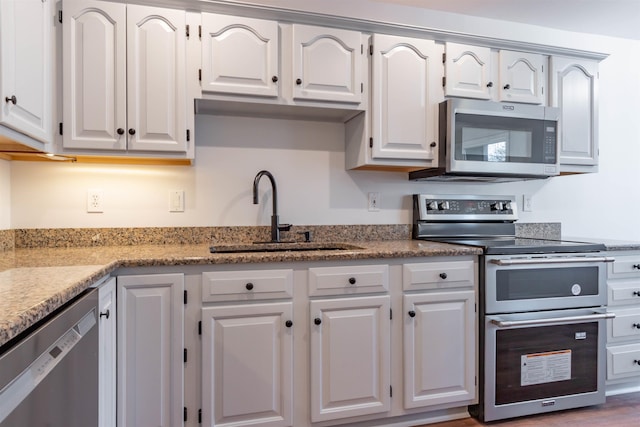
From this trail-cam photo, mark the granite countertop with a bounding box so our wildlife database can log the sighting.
[0,240,480,348]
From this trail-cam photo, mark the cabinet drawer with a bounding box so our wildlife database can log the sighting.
[609,256,640,278]
[607,342,640,380]
[608,279,640,306]
[403,261,474,291]
[308,264,388,296]
[607,306,640,343]
[202,269,293,302]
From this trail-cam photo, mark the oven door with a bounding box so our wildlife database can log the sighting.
[484,255,612,313]
[482,308,613,422]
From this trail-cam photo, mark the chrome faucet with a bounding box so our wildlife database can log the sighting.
[252,170,291,243]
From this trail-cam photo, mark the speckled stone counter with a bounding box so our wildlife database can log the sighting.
[0,240,480,348]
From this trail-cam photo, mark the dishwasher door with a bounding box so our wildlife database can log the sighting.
[0,288,99,427]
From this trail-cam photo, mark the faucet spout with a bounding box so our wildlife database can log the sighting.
[253,170,288,242]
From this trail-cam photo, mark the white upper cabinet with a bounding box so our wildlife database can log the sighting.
[201,14,279,97]
[498,50,546,104]
[445,43,546,105]
[444,43,492,100]
[370,33,443,163]
[62,0,192,157]
[292,24,362,104]
[0,0,53,144]
[550,56,599,171]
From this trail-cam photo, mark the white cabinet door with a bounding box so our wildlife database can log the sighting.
[292,24,362,104]
[201,302,293,427]
[403,291,476,409]
[310,295,391,422]
[550,56,599,169]
[498,50,546,104]
[0,0,52,143]
[127,5,187,152]
[63,0,127,150]
[371,34,442,161]
[98,277,116,427]
[444,43,492,100]
[117,273,184,427]
[201,14,279,97]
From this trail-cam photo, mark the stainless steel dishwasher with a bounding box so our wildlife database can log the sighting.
[0,287,99,426]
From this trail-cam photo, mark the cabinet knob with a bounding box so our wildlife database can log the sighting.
[633,291,640,297]
[272,76,278,83]
[635,360,640,365]
[99,310,110,319]
[4,95,17,105]
[633,323,640,329]
[408,310,416,318]
[348,277,356,285]
[633,264,640,270]
[285,320,293,328]
[296,78,302,85]
[117,128,125,135]
[439,273,448,280]
[430,142,437,148]
[486,82,493,88]
[314,317,322,325]
[128,128,136,135]
[503,84,511,90]
[245,282,254,291]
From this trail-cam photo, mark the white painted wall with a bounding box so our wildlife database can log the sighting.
[0,159,10,229]
[7,3,640,241]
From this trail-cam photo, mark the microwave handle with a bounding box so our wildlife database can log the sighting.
[490,312,615,328]
[490,257,615,266]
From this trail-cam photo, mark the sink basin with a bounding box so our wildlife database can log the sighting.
[209,242,364,253]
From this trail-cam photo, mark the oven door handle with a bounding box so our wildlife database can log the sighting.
[490,312,615,328]
[489,256,615,266]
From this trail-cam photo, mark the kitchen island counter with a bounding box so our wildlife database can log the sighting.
[0,240,480,348]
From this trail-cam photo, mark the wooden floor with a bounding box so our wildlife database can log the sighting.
[423,392,640,426]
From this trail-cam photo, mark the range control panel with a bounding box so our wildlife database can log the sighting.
[415,194,518,222]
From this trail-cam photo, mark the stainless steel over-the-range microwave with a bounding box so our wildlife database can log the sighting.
[409,99,561,181]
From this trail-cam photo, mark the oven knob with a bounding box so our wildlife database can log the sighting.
[503,202,512,211]
[438,201,450,210]
[426,201,438,211]
[490,202,503,211]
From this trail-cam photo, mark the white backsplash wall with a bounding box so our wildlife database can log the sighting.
[6,9,640,241]
[0,159,10,229]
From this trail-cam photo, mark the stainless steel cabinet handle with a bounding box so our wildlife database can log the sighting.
[490,257,615,266]
[490,312,615,328]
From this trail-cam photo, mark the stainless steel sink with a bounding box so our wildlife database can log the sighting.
[209,242,364,253]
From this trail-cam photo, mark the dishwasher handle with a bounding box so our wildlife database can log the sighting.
[490,256,615,266]
[490,311,615,328]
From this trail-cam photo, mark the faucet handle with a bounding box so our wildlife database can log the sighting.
[278,223,292,232]
[298,231,312,242]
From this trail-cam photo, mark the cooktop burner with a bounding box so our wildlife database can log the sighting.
[412,194,605,255]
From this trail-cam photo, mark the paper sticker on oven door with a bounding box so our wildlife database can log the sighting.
[521,350,571,386]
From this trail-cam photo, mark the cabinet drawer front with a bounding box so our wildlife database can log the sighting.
[608,307,640,342]
[609,256,640,278]
[202,269,293,302]
[608,279,640,306]
[308,265,389,296]
[403,261,474,291]
[607,343,640,380]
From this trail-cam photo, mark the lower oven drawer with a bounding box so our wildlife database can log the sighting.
[607,342,640,380]
[482,308,611,422]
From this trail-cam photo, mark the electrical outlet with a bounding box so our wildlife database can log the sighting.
[523,194,533,212]
[169,190,185,212]
[368,192,380,212]
[87,189,103,213]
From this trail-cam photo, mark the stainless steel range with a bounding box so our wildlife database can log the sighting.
[412,194,615,422]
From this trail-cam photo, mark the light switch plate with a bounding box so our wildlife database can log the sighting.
[169,190,185,212]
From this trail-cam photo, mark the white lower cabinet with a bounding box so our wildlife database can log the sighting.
[117,273,185,427]
[201,302,293,427]
[97,277,116,427]
[309,295,391,422]
[403,290,476,408]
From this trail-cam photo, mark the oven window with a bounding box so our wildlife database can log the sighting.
[495,323,598,405]
[496,267,599,301]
